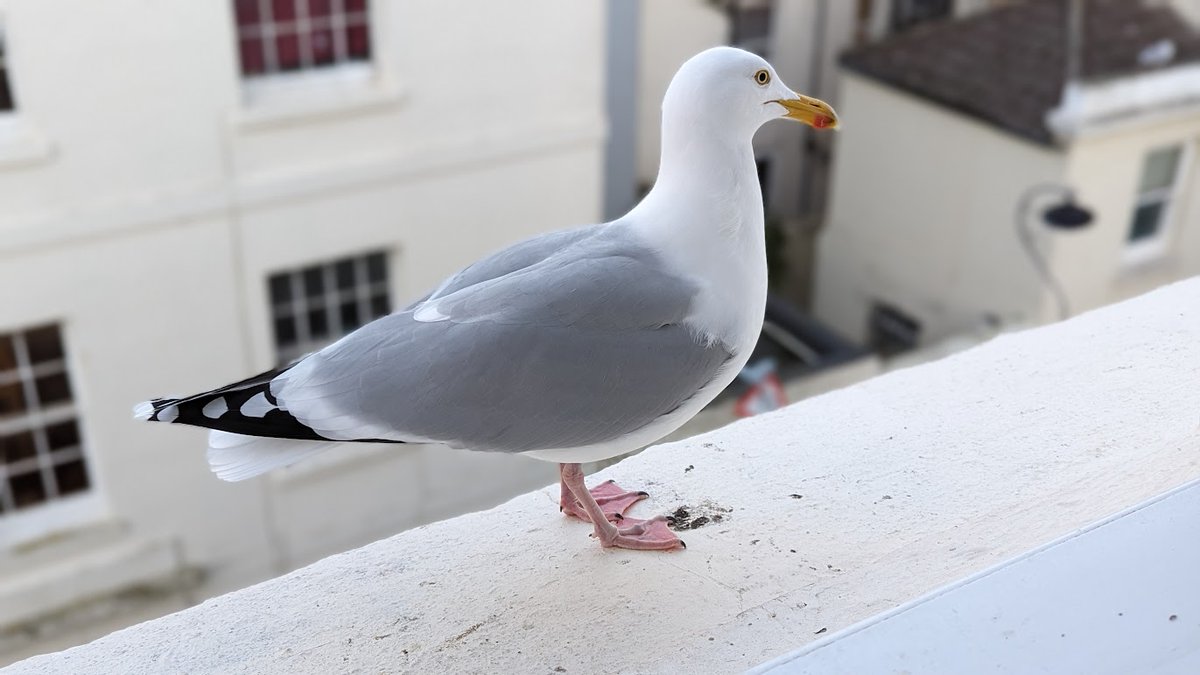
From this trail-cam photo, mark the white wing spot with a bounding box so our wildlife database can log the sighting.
[413,302,450,323]
[240,392,275,418]
[132,401,155,421]
[157,404,180,423]
[202,397,229,419]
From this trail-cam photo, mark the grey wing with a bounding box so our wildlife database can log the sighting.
[410,224,598,308]
[273,224,734,452]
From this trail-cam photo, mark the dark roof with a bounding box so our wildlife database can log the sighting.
[841,0,1200,145]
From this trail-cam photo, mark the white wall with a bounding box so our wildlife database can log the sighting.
[814,70,1200,347]
[813,74,1066,344]
[0,0,605,661]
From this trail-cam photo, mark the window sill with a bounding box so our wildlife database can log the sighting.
[231,64,404,132]
[1116,251,1181,286]
[0,491,105,550]
[0,523,181,632]
[1119,239,1171,270]
[0,116,55,170]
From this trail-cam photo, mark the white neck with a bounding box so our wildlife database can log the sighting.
[624,120,769,349]
[631,115,764,239]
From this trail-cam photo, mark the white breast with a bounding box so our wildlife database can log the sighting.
[524,151,769,465]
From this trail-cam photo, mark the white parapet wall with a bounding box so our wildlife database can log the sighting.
[7,279,1200,674]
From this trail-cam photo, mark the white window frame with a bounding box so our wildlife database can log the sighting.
[0,18,54,168]
[1123,142,1192,266]
[0,323,104,550]
[232,1,400,128]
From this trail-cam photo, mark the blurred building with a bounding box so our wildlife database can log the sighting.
[617,0,1025,302]
[815,0,1200,348]
[0,0,604,662]
[618,0,855,227]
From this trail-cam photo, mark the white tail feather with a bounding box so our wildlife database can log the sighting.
[207,431,332,481]
[132,401,155,421]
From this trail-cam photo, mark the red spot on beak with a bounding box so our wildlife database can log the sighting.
[813,115,832,129]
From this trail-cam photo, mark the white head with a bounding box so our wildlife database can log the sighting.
[662,47,838,141]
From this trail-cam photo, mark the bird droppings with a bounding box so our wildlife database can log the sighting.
[666,501,733,530]
[750,539,760,545]
[684,464,695,473]
[789,493,803,499]
[881,495,893,500]
[451,623,484,643]
[1169,614,1178,621]
[815,627,827,635]
[554,667,567,673]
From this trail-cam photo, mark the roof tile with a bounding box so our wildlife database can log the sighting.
[842,0,1200,145]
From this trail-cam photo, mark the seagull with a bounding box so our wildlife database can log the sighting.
[134,47,838,551]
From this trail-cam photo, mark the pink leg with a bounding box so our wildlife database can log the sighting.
[559,464,647,523]
[559,463,684,551]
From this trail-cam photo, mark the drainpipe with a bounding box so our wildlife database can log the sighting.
[801,0,828,218]
[1064,0,1083,94]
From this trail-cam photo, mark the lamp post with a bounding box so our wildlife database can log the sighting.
[1015,184,1094,321]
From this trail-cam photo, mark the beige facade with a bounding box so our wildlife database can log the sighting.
[1059,110,1200,313]
[0,0,604,663]
[815,70,1200,345]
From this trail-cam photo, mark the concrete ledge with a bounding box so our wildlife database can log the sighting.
[8,279,1200,674]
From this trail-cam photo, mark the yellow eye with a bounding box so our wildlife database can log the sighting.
[754,69,771,85]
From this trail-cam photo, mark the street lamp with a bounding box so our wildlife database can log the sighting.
[1015,184,1095,321]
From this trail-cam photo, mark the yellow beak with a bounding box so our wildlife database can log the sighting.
[771,95,839,130]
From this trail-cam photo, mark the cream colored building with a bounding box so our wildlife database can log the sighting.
[815,0,1200,347]
[0,0,604,663]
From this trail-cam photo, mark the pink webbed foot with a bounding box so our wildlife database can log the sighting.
[597,515,684,551]
[560,477,648,523]
[558,463,685,552]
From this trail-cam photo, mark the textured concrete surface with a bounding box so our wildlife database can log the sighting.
[754,479,1200,674]
[8,279,1200,674]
